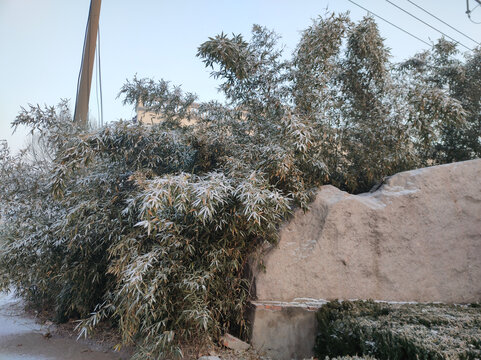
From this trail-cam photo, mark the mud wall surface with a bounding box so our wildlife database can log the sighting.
[254,159,481,303]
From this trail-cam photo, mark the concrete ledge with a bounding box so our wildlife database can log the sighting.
[250,300,325,360]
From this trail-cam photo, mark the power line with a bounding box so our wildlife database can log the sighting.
[347,0,431,46]
[406,0,480,45]
[386,0,473,51]
[95,42,100,128]
[94,25,104,128]
[97,27,104,127]
[468,15,481,24]
[466,0,481,24]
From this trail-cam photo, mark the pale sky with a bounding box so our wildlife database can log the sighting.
[1,0,479,153]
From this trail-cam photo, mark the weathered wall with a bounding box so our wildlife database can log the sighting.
[250,302,319,360]
[254,159,481,304]
[250,159,481,359]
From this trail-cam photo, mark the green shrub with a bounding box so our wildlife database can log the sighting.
[314,301,481,360]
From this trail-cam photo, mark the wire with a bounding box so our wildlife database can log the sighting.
[406,0,479,45]
[95,44,100,128]
[467,0,481,24]
[468,17,481,24]
[97,27,104,127]
[386,0,473,51]
[468,16,481,24]
[347,0,431,46]
[92,12,103,128]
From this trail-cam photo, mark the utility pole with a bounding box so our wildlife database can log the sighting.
[74,0,102,128]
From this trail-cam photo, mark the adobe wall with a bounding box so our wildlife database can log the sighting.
[250,159,481,359]
[255,159,481,304]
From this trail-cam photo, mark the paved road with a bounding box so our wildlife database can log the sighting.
[0,291,125,360]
